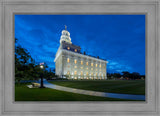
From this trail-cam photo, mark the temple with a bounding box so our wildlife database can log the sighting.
[54,26,108,79]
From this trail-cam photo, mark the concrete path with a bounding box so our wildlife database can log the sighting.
[42,81,145,100]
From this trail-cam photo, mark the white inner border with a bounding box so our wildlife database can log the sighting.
[0,0,159,116]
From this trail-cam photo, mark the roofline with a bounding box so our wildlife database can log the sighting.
[56,49,108,63]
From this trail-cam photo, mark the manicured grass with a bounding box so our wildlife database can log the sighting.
[15,83,138,101]
[49,80,145,95]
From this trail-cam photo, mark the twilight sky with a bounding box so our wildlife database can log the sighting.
[15,14,145,75]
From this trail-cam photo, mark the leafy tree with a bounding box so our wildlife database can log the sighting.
[113,73,121,79]
[122,71,130,78]
[131,72,140,79]
[15,39,36,82]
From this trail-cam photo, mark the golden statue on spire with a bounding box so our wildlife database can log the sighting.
[65,25,67,30]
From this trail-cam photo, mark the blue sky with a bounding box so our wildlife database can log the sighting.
[15,14,145,75]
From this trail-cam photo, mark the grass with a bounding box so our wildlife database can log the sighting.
[15,83,140,101]
[49,80,145,95]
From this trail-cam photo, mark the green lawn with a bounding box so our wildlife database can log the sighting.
[15,83,138,101]
[49,80,145,95]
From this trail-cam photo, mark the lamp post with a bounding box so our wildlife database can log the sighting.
[39,63,45,88]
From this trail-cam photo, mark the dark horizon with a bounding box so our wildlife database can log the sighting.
[15,14,145,75]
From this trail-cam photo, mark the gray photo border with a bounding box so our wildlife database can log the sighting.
[0,0,159,116]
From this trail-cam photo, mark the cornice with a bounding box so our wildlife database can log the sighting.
[62,49,108,63]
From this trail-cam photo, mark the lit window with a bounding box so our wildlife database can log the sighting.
[74,66,77,68]
[74,71,77,75]
[91,63,93,66]
[75,49,77,52]
[91,68,93,70]
[86,67,88,70]
[67,71,70,75]
[74,59,77,64]
[81,71,83,75]
[86,72,88,75]
[86,62,88,65]
[81,67,83,69]
[67,47,70,50]
[81,61,83,65]
[99,64,101,68]
[96,69,97,71]
[96,64,97,67]
[67,58,70,63]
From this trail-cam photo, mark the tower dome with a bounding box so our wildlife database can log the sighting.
[60,25,72,44]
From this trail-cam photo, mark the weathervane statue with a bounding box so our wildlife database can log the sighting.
[65,25,67,30]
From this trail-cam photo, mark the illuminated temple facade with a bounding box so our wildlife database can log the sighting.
[54,26,108,80]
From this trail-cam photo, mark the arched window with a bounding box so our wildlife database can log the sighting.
[81,61,83,65]
[74,59,77,64]
[81,71,83,75]
[67,58,70,63]
[74,71,77,75]
[67,71,70,75]
[86,62,88,65]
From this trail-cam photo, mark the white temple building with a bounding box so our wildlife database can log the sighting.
[54,26,108,80]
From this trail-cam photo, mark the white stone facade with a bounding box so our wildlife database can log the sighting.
[54,27,108,80]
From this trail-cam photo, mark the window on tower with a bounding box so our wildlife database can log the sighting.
[75,49,77,52]
[91,63,93,66]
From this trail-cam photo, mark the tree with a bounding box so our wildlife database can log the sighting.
[15,38,37,82]
[131,72,140,79]
[122,71,130,79]
[113,73,121,79]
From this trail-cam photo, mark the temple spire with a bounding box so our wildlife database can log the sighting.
[65,25,67,30]
[60,25,72,44]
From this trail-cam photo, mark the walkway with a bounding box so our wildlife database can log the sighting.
[42,81,145,100]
